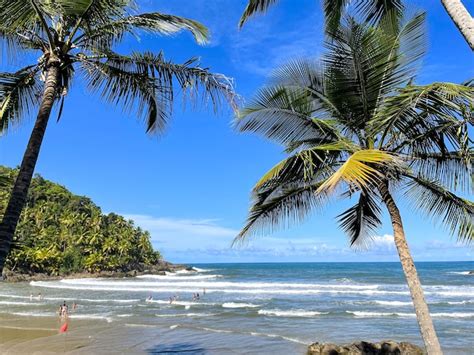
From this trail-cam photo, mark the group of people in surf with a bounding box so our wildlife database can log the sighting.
[58,301,77,318]
[145,288,207,304]
[29,292,43,301]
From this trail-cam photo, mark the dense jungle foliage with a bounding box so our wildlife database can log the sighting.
[0,166,160,275]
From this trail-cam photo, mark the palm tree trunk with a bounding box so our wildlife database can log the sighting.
[0,60,61,275]
[441,0,474,50]
[378,181,443,355]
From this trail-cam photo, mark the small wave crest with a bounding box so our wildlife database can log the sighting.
[222,302,259,308]
[137,274,221,280]
[258,309,327,317]
[347,311,474,319]
[155,313,217,318]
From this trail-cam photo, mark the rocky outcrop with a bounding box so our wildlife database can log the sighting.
[469,271,474,275]
[307,341,424,355]
[2,261,194,282]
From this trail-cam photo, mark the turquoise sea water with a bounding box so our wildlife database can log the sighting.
[1,262,473,354]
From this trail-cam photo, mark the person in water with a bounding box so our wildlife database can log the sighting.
[59,301,68,318]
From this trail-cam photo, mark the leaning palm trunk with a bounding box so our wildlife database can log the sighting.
[0,59,60,273]
[441,0,474,49]
[378,182,443,355]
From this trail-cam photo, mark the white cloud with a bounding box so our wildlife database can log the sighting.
[122,213,473,263]
[124,214,238,238]
[368,234,396,253]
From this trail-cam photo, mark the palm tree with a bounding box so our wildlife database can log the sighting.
[441,0,474,49]
[0,0,236,272]
[234,12,473,355]
[239,0,403,30]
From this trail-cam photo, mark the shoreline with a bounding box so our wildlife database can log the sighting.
[1,261,194,283]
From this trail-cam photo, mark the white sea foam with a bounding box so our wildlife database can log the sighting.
[447,271,471,275]
[29,282,408,296]
[145,300,215,306]
[165,269,195,275]
[78,298,141,304]
[69,314,113,322]
[222,302,260,308]
[137,274,221,280]
[125,324,156,328]
[373,301,413,307]
[0,294,31,300]
[9,311,112,322]
[0,301,42,306]
[169,324,179,330]
[347,311,474,319]
[11,312,51,318]
[56,279,380,290]
[258,309,327,317]
[155,313,217,318]
[200,327,234,334]
[447,301,474,305]
[192,267,214,273]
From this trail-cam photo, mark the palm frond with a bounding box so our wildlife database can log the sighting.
[254,143,346,191]
[337,190,382,247]
[374,82,473,151]
[0,1,38,31]
[324,0,404,35]
[353,0,404,25]
[0,66,41,134]
[99,51,236,113]
[79,51,236,133]
[50,0,133,24]
[77,12,209,49]
[324,12,426,132]
[317,149,400,193]
[239,0,279,28]
[234,180,329,243]
[408,151,473,193]
[236,85,338,146]
[404,176,474,244]
[79,57,166,134]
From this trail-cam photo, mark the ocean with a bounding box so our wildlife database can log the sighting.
[0,262,473,354]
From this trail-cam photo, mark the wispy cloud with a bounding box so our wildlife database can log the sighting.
[121,213,473,263]
[124,214,238,238]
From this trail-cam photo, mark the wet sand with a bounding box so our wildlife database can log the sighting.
[0,315,97,354]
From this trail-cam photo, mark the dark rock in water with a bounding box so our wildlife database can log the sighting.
[307,341,424,355]
[469,271,474,275]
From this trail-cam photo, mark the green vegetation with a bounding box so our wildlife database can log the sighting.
[0,0,235,274]
[0,166,160,275]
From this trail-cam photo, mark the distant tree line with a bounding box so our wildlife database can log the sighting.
[0,166,160,275]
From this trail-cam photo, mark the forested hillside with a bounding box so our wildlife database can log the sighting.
[0,166,160,275]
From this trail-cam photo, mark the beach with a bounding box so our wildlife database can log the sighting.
[1,262,473,354]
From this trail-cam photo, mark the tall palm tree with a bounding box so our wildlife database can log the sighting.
[441,0,474,49]
[0,0,236,273]
[234,12,473,355]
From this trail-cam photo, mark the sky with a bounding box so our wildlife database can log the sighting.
[0,0,473,263]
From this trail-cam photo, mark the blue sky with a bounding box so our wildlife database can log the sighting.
[1,0,473,263]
